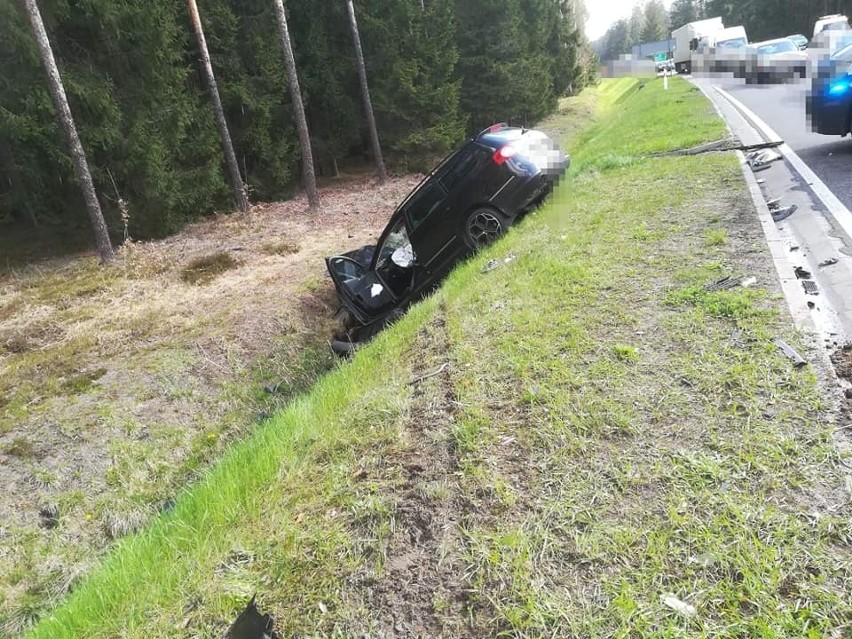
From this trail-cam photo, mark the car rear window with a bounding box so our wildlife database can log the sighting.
[436,146,489,193]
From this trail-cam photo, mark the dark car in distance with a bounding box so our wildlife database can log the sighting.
[808,42,852,135]
[326,124,568,349]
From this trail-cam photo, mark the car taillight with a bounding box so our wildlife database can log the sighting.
[493,145,516,165]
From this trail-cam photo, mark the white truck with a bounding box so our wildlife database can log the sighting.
[813,14,850,37]
[672,16,724,74]
[698,25,748,51]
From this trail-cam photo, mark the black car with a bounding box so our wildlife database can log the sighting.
[326,124,568,347]
[807,42,852,135]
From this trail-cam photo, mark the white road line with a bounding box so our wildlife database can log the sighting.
[713,85,852,243]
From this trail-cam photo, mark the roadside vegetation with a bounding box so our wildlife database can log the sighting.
[23,77,852,638]
[0,176,420,634]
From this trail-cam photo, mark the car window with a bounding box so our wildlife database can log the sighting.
[717,37,747,48]
[437,148,479,193]
[833,42,852,60]
[758,41,796,54]
[376,217,412,268]
[403,179,446,231]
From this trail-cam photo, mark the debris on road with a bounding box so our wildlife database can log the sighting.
[802,280,819,295]
[704,275,753,292]
[771,204,797,222]
[766,197,780,211]
[225,595,277,639]
[661,594,697,617]
[819,257,838,268]
[747,148,782,171]
[774,339,808,368]
[794,266,812,279]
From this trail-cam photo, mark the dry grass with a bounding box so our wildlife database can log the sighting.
[0,174,421,632]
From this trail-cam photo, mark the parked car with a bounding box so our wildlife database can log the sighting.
[742,37,808,83]
[326,124,569,349]
[807,41,852,136]
[788,34,809,50]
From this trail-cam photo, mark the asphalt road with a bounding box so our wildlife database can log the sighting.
[701,74,852,210]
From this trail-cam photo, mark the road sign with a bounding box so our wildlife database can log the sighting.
[653,52,667,62]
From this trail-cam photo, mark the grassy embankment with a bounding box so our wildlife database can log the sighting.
[26,77,852,638]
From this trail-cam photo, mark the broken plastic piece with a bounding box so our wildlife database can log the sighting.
[794,266,812,279]
[819,257,838,268]
[225,595,277,639]
[802,280,819,295]
[766,198,780,210]
[704,275,746,292]
[661,594,697,617]
[774,339,807,368]
[740,276,757,288]
[772,204,797,222]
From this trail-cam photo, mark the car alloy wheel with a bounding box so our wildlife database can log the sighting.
[465,208,507,249]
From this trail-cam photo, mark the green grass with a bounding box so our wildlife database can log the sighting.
[22,77,851,638]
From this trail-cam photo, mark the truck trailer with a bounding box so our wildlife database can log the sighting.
[672,16,724,74]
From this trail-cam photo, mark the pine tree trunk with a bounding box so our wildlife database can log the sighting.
[21,0,114,263]
[187,0,250,213]
[271,0,319,209]
[345,0,387,185]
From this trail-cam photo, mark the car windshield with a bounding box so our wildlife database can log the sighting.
[376,218,412,269]
[717,37,747,48]
[757,40,797,54]
[832,41,852,61]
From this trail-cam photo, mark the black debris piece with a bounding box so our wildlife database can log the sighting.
[766,198,780,210]
[819,257,838,268]
[802,280,819,295]
[794,266,812,279]
[704,275,744,292]
[225,595,278,639]
[790,245,800,251]
[771,204,797,222]
[807,301,816,309]
[774,339,807,368]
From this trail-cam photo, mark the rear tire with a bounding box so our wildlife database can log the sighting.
[463,207,509,251]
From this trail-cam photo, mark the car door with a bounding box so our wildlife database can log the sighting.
[406,144,491,276]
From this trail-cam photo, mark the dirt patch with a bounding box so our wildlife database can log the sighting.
[0,174,421,632]
[343,313,482,638]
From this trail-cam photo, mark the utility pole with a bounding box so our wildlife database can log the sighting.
[22,0,115,263]
[271,0,319,208]
[345,0,387,184]
[187,0,250,212]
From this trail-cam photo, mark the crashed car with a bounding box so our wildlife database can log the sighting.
[326,124,568,349]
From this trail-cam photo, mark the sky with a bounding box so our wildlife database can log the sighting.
[585,0,674,41]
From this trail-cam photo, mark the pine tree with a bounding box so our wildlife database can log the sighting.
[641,0,669,42]
[669,0,698,29]
[20,0,114,263]
[187,0,250,212]
[346,0,387,183]
[271,0,319,207]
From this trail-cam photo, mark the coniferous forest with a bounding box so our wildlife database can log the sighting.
[0,0,595,240]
